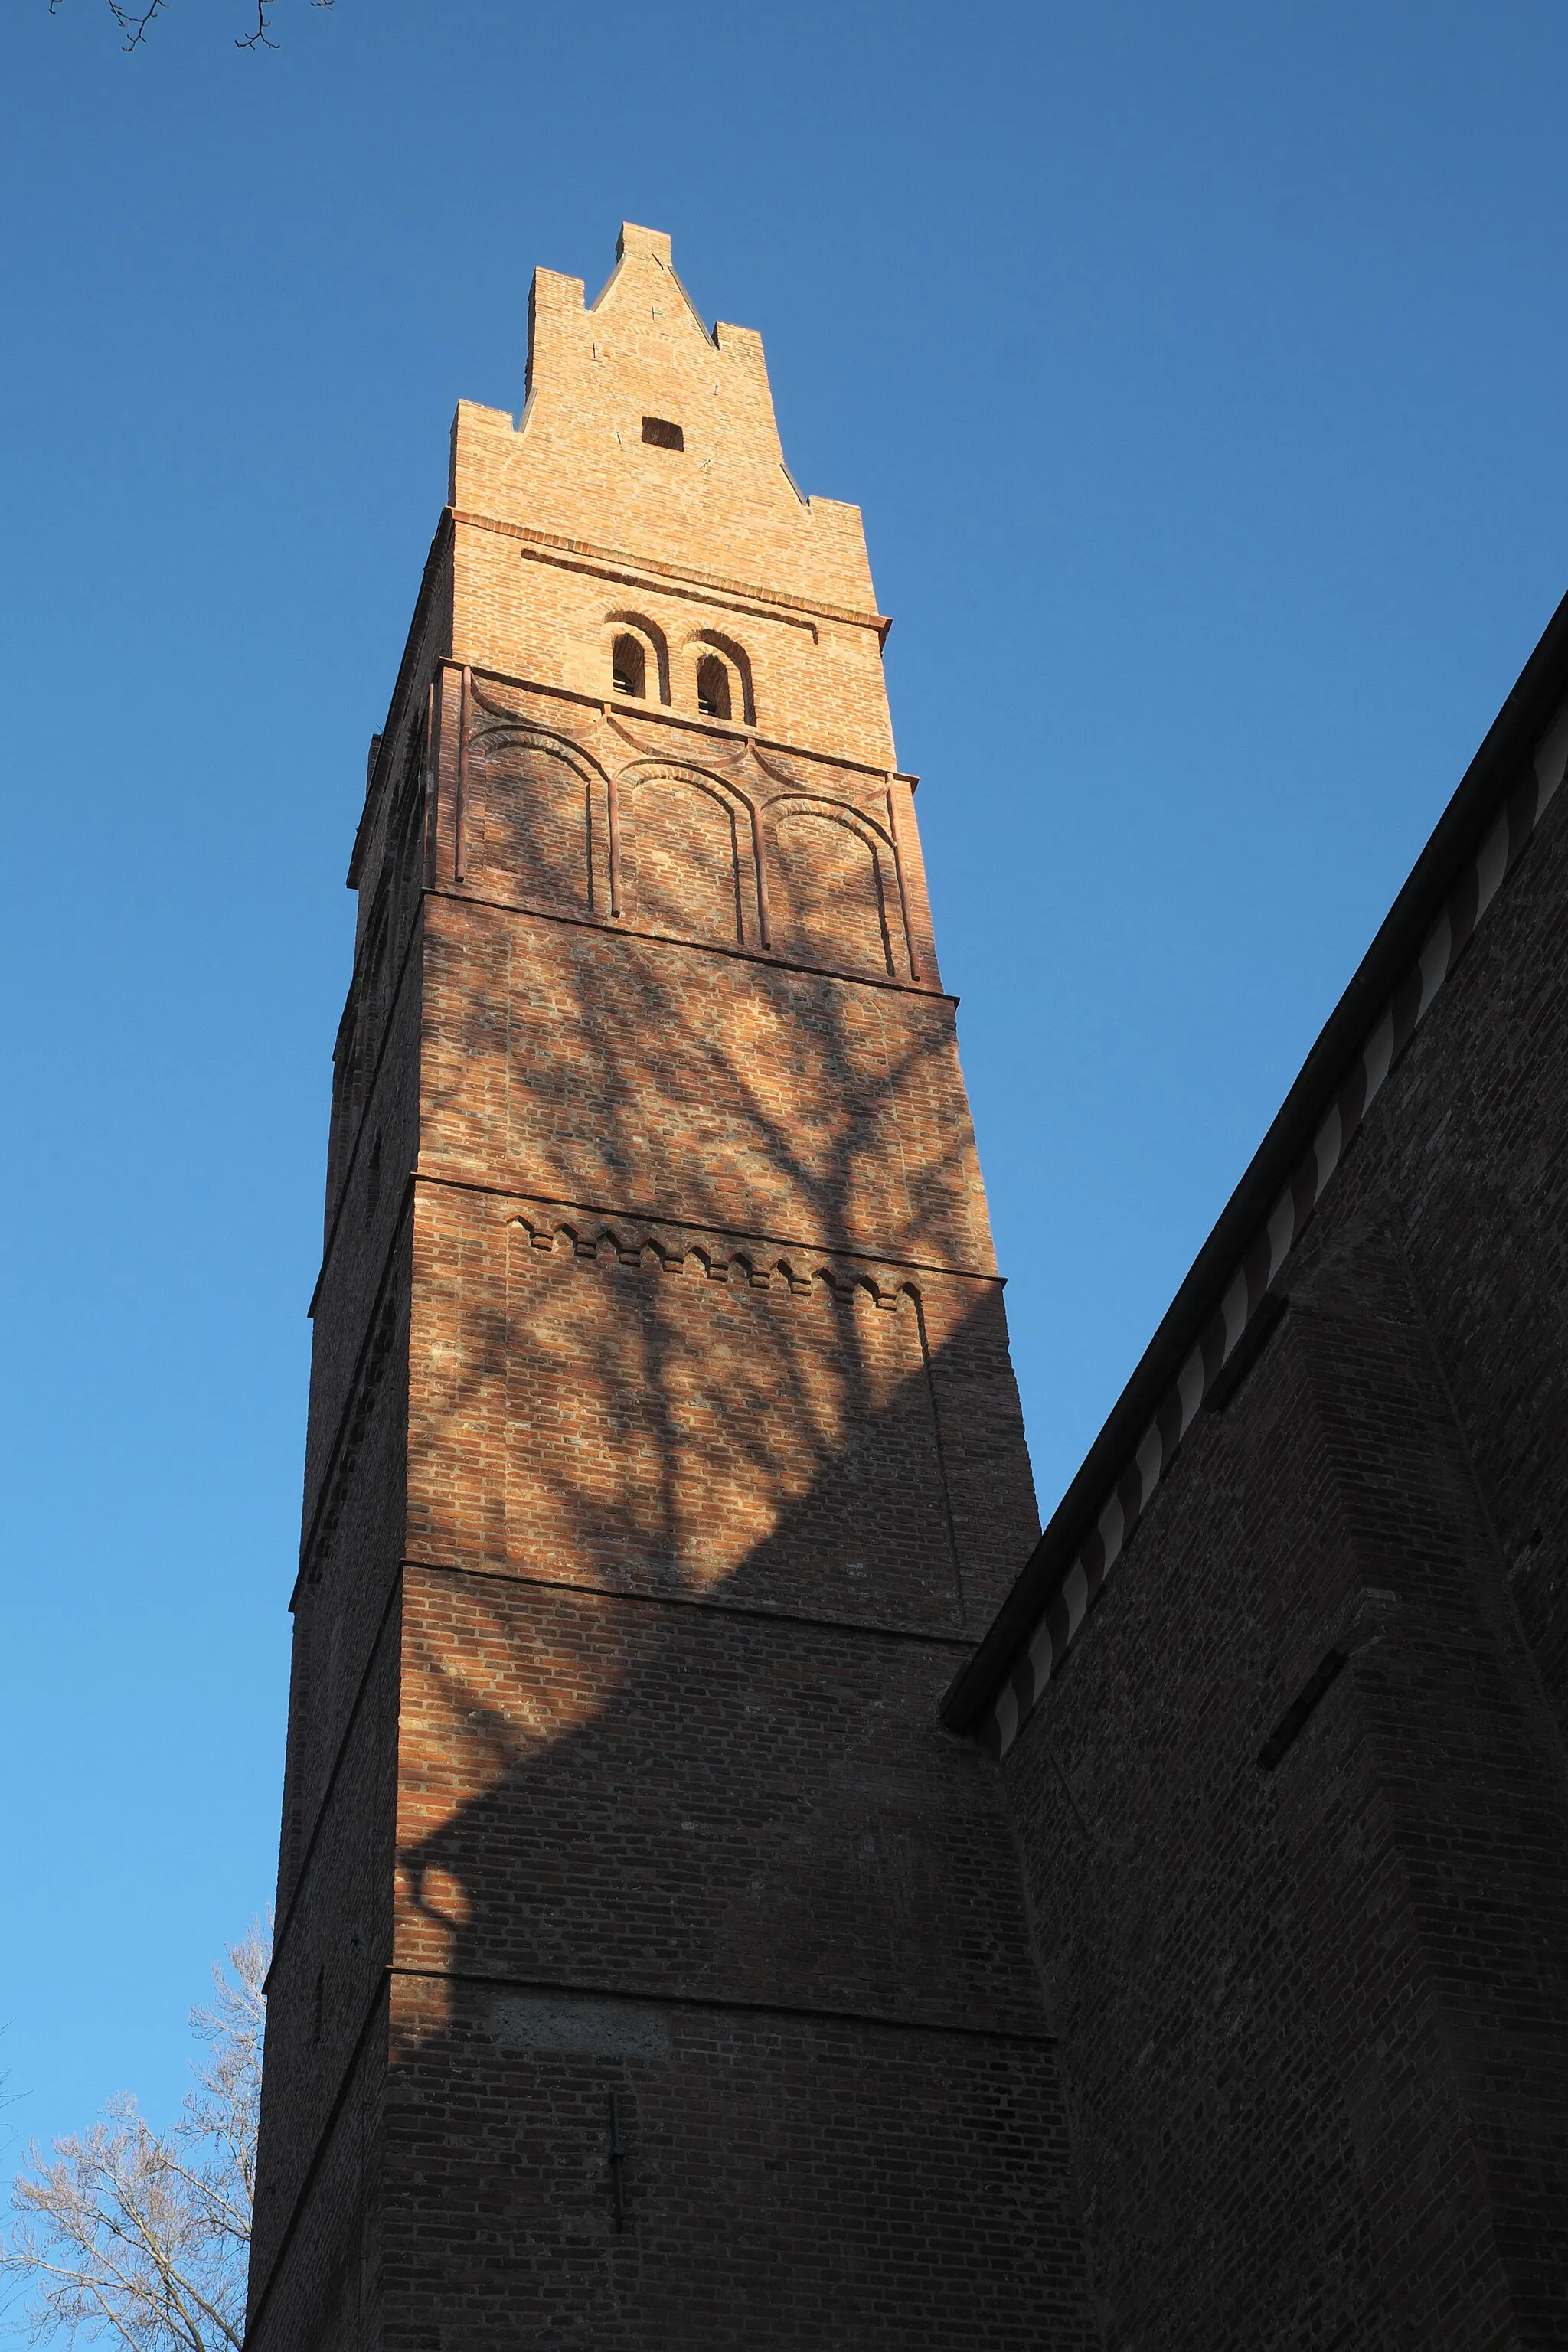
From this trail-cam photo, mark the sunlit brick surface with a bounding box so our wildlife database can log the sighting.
[247,225,1094,2349]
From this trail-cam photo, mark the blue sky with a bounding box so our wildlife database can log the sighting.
[5,0,1568,2189]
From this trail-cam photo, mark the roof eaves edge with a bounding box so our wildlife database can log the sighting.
[942,578,1568,1733]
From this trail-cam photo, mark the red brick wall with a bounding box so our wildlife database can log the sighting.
[249,229,1091,2349]
[377,1968,1083,2351]
[999,773,1568,2348]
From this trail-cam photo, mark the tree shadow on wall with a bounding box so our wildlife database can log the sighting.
[255,733,1093,2347]
[253,1275,1073,2352]
[374,1272,1074,2352]
[410,753,1043,1649]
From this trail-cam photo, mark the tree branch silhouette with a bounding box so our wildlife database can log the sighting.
[46,1,335,51]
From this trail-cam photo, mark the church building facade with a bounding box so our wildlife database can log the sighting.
[248,225,1568,2349]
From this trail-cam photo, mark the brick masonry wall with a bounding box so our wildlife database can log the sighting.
[375,1969,1086,2352]
[249,224,1095,2348]
[1364,792,1568,1745]
[449,518,893,773]
[391,1573,1042,2026]
[1000,764,1568,2347]
[403,1184,1037,1638]
[281,1250,409,1916]
[253,1619,400,2298]
[415,897,985,1267]
[250,1999,389,2352]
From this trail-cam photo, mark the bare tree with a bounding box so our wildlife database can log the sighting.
[0,1926,268,2352]
[46,2,335,53]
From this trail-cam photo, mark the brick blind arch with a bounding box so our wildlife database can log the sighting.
[464,730,609,913]
[620,771,746,945]
[616,763,764,946]
[771,802,898,976]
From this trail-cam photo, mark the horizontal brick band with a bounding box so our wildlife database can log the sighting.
[452,507,892,636]
[411,1171,1005,1284]
[391,1964,1054,2043]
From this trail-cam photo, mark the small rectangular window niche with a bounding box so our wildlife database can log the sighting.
[641,416,684,450]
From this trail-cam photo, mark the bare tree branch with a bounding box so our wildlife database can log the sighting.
[45,2,335,51]
[0,1926,269,2352]
[45,1,169,52]
[234,2,276,50]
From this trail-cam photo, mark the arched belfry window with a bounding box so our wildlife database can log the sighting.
[696,654,731,721]
[612,635,646,699]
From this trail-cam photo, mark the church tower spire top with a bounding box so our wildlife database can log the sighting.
[450,223,881,694]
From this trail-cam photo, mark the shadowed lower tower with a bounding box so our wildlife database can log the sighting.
[248,224,1096,2350]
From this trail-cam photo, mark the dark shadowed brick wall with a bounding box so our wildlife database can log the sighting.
[967,622,1568,2349]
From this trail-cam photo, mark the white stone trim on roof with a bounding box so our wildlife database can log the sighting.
[988,698,1568,1758]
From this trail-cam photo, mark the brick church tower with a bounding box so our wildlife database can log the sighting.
[247,225,1099,2348]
